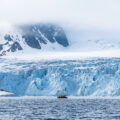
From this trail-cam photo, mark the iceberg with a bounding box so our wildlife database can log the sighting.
[0,90,14,96]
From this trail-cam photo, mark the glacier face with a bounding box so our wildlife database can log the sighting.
[0,58,120,96]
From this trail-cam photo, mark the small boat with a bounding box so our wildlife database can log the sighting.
[57,90,67,98]
[57,95,67,98]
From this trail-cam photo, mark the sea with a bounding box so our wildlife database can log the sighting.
[0,97,120,120]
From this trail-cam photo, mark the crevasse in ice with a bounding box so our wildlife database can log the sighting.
[0,58,120,96]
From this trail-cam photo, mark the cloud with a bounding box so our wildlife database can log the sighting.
[0,0,120,29]
[0,0,120,42]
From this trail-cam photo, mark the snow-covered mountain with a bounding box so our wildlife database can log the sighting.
[1,23,120,57]
[0,23,69,56]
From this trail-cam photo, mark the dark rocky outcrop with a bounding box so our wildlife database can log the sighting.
[4,34,13,41]
[10,42,23,52]
[20,24,69,49]
[0,41,23,56]
[0,45,3,51]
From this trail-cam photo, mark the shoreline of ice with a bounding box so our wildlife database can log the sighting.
[1,96,120,100]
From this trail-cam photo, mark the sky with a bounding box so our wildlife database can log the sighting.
[0,0,120,42]
[0,0,120,29]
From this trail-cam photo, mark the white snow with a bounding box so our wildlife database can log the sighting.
[0,90,14,96]
[3,50,120,61]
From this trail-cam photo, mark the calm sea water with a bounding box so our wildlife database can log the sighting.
[0,97,120,120]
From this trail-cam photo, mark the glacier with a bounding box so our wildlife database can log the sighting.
[0,58,120,96]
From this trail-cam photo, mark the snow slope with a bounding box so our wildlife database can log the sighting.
[1,23,120,57]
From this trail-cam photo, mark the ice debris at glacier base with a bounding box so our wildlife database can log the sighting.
[0,58,120,96]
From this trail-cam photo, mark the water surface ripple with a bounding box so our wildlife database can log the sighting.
[0,98,120,120]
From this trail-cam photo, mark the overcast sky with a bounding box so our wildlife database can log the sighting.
[0,0,120,30]
[1,0,120,43]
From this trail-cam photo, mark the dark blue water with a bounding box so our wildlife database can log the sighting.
[0,97,120,120]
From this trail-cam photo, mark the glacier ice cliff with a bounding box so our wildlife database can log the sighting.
[0,58,120,96]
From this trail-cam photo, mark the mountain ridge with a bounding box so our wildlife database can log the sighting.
[0,23,69,56]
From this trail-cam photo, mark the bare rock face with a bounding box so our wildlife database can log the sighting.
[0,24,69,56]
[0,34,23,56]
[20,24,69,49]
